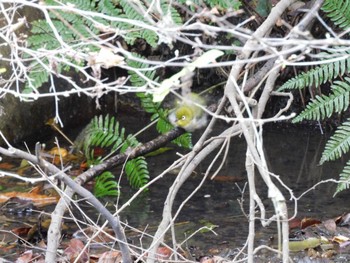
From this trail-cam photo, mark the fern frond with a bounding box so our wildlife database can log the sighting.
[24,64,50,92]
[176,0,241,10]
[322,0,350,30]
[278,51,350,91]
[334,160,350,196]
[94,171,119,197]
[320,119,350,164]
[125,156,149,189]
[127,54,158,88]
[173,133,193,149]
[97,0,122,17]
[159,1,183,25]
[119,0,158,47]
[83,115,126,161]
[292,78,350,122]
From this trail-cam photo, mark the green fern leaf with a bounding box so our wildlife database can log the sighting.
[127,54,158,88]
[83,115,126,161]
[173,133,193,149]
[176,0,241,10]
[320,120,350,164]
[293,78,350,122]
[322,0,350,30]
[125,156,149,189]
[94,171,120,197]
[120,134,140,153]
[25,64,50,92]
[119,0,158,47]
[278,51,350,91]
[334,160,350,196]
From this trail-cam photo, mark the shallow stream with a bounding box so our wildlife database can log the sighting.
[1,124,350,262]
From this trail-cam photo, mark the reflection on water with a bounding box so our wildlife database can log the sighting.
[1,127,350,261]
[118,129,350,259]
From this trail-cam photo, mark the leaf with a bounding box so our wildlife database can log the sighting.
[254,0,271,17]
[153,49,224,102]
[320,120,350,163]
[334,160,350,196]
[0,190,58,207]
[172,132,193,149]
[64,238,89,263]
[93,171,119,198]
[98,251,123,262]
[88,47,125,78]
[289,237,322,252]
[125,156,149,189]
[145,147,173,157]
[82,114,126,161]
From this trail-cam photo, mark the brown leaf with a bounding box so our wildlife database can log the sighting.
[12,227,31,237]
[332,235,350,244]
[156,246,172,260]
[16,250,33,263]
[47,147,68,158]
[0,162,15,170]
[73,226,115,243]
[289,217,301,230]
[300,218,321,229]
[0,189,58,207]
[323,219,337,233]
[98,251,122,263]
[64,238,89,263]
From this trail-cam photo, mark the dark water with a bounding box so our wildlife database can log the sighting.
[1,126,350,262]
[112,128,350,261]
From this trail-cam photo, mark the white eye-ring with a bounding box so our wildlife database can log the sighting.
[181,115,186,120]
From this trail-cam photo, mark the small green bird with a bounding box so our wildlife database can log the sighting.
[168,93,208,132]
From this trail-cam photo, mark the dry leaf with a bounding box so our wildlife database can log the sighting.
[64,238,89,263]
[98,251,122,263]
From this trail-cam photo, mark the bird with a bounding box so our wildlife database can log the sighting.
[168,92,208,132]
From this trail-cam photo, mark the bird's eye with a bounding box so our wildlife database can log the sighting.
[181,115,186,120]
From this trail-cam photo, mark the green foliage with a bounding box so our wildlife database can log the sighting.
[335,160,350,195]
[320,120,350,164]
[125,157,149,189]
[83,115,126,163]
[127,54,158,88]
[292,78,350,123]
[94,171,120,197]
[279,2,350,195]
[278,50,350,91]
[82,114,150,193]
[177,0,241,10]
[322,0,350,30]
[24,64,50,94]
[25,0,184,92]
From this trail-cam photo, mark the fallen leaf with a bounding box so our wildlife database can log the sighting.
[73,226,115,243]
[323,219,337,233]
[64,238,89,263]
[0,162,15,170]
[16,250,33,263]
[300,218,321,229]
[289,237,322,252]
[47,147,68,158]
[332,235,350,244]
[98,251,122,263]
[156,246,172,260]
[0,190,58,207]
